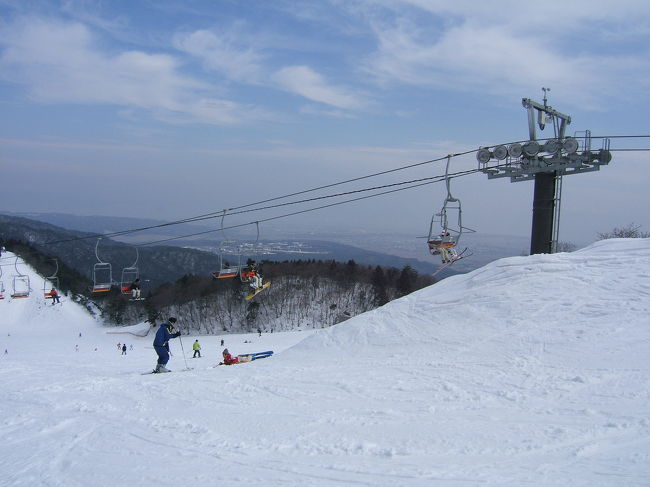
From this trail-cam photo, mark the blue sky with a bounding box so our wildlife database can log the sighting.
[1,0,649,246]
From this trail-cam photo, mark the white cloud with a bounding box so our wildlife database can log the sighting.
[272,65,367,110]
[0,17,257,124]
[362,14,650,108]
[172,29,264,82]
[173,26,370,113]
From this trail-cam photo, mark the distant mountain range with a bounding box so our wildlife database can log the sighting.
[2,213,473,286]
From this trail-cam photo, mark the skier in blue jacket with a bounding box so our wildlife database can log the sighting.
[153,317,181,373]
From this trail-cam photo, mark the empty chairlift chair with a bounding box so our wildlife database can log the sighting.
[92,238,113,294]
[211,209,243,279]
[11,257,31,298]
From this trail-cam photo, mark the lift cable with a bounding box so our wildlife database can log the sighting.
[135,166,486,247]
[43,151,476,245]
[31,135,650,247]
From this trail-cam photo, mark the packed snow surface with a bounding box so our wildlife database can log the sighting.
[1,239,649,486]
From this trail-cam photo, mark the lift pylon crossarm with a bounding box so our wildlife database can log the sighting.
[477,134,612,183]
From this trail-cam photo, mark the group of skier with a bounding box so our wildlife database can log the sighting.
[151,317,256,372]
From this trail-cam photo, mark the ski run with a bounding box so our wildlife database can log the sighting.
[1,238,649,486]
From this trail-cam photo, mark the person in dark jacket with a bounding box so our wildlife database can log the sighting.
[153,317,181,373]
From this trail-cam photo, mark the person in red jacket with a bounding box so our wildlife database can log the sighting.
[50,287,61,305]
[221,348,239,365]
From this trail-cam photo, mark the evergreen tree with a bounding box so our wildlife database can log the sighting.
[371,265,389,306]
[397,265,417,297]
[344,259,357,286]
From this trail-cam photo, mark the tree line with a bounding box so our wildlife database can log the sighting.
[1,239,434,332]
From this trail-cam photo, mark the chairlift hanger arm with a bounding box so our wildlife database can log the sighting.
[129,247,139,268]
[95,238,107,264]
[47,259,59,280]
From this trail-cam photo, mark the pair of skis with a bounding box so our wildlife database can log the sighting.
[141,367,193,375]
[144,350,274,373]
[432,248,471,278]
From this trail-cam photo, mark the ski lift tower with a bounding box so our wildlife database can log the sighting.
[476,88,612,254]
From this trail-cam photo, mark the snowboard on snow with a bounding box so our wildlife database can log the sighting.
[244,281,271,301]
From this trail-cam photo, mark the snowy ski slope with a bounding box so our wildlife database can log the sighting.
[0,239,649,486]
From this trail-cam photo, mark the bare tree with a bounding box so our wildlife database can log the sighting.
[597,223,650,240]
[555,241,577,253]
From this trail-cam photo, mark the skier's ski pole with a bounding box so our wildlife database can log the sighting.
[177,332,190,370]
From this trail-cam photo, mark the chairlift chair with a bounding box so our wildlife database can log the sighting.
[426,155,475,262]
[238,222,262,283]
[92,238,113,294]
[214,251,242,279]
[120,247,140,295]
[0,265,5,299]
[212,209,244,279]
[11,257,31,298]
[43,259,60,300]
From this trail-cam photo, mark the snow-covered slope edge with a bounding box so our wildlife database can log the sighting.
[290,238,650,367]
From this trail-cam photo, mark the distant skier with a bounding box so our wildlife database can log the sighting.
[220,339,224,347]
[50,287,60,304]
[192,339,201,358]
[122,344,127,355]
[152,318,181,373]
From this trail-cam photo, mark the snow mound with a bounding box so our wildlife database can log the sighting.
[291,238,650,355]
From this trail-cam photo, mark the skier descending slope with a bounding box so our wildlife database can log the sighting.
[152,317,181,373]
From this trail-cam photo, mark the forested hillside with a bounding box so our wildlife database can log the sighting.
[86,260,433,333]
[1,215,433,332]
